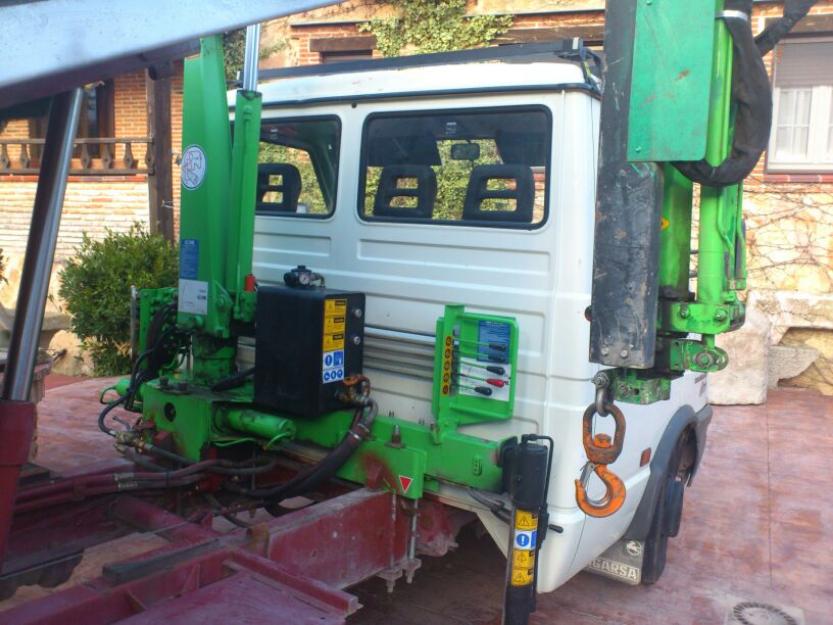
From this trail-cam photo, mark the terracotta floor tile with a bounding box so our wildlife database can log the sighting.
[3,382,832,624]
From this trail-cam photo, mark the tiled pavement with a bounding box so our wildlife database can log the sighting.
[5,378,832,624]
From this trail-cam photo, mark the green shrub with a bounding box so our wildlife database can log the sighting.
[59,224,178,375]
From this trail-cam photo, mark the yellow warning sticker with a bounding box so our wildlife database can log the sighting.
[324,315,346,334]
[323,333,345,352]
[515,510,538,531]
[322,299,348,351]
[660,216,670,230]
[325,298,347,315]
[510,549,535,586]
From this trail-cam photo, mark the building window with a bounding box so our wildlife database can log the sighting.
[769,39,833,172]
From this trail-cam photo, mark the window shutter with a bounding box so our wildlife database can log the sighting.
[775,41,833,88]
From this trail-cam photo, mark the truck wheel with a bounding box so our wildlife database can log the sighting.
[641,433,689,585]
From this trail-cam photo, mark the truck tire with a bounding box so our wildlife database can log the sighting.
[640,432,690,585]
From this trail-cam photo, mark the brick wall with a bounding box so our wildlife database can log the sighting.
[0,177,149,259]
[0,66,186,263]
[171,71,184,234]
[113,71,149,165]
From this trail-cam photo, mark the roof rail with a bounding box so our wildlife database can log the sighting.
[257,39,599,85]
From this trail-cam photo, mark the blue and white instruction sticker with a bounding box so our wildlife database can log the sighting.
[322,350,345,383]
[179,239,199,280]
[514,529,537,551]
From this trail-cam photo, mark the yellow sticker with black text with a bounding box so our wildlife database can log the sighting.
[323,333,345,352]
[510,549,535,586]
[515,510,538,531]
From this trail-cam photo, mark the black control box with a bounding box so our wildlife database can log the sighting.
[254,285,365,417]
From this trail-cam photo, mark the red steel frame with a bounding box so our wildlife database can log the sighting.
[0,470,458,624]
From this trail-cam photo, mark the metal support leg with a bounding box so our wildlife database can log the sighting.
[2,88,83,401]
[0,88,83,563]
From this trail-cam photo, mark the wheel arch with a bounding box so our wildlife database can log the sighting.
[622,403,713,541]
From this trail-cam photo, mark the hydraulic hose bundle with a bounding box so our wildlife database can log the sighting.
[225,376,377,508]
[674,0,817,186]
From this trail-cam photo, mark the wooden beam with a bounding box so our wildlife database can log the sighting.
[146,65,174,242]
[497,26,604,45]
[309,35,376,53]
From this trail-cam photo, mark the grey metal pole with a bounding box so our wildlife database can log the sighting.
[241,23,262,92]
[1,89,83,401]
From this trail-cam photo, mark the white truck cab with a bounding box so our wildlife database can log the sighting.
[233,43,711,593]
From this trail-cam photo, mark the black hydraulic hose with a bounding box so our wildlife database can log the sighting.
[211,367,256,393]
[284,399,378,496]
[141,441,193,465]
[280,426,362,497]
[98,396,126,436]
[755,0,818,56]
[123,303,181,411]
[124,449,169,472]
[673,0,818,187]
[204,493,252,528]
[209,456,279,476]
[227,399,378,501]
[138,442,279,476]
[673,0,769,186]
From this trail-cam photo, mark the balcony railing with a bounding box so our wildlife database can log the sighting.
[0,137,153,175]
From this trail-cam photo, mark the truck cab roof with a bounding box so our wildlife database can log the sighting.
[232,41,599,107]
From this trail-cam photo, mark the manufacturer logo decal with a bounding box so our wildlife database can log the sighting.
[181,145,207,190]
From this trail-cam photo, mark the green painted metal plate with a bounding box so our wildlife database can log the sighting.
[627,0,717,162]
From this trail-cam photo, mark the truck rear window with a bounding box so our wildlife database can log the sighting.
[257,116,340,217]
[359,107,550,228]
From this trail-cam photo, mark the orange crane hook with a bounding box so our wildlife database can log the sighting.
[575,461,626,518]
[575,401,627,517]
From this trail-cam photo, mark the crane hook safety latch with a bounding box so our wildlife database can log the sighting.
[575,401,627,518]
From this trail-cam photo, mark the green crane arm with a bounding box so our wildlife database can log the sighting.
[589,0,816,404]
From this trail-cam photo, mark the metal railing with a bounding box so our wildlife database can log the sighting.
[0,136,153,175]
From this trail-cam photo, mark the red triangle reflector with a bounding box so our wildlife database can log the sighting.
[398,475,413,493]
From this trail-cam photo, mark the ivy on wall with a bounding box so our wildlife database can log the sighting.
[222,30,248,81]
[222,30,287,82]
[359,0,513,57]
